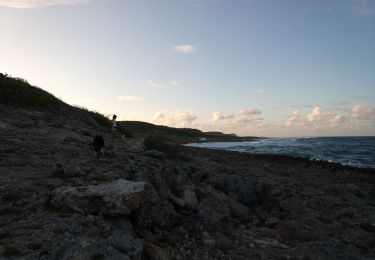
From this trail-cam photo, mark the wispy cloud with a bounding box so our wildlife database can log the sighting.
[152,109,197,128]
[146,79,181,88]
[350,0,375,16]
[116,96,143,102]
[211,111,234,122]
[173,44,197,54]
[237,109,262,116]
[169,80,181,86]
[352,104,375,120]
[332,99,350,106]
[0,0,91,8]
[146,80,163,88]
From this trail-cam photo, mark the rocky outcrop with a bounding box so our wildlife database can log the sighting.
[1,105,375,259]
[50,179,148,216]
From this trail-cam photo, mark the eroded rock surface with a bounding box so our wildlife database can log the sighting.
[1,105,375,259]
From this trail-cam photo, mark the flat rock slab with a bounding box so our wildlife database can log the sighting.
[50,179,147,216]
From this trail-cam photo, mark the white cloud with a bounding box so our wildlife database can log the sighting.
[169,81,181,86]
[152,109,197,128]
[285,106,354,130]
[286,110,308,127]
[146,80,163,88]
[116,96,143,102]
[0,0,90,8]
[152,112,166,124]
[351,105,375,120]
[211,111,234,122]
[237,109,262,116]
[307,106,321,122]
[173,44,197,54]
[147,79,181,88]
[256,89,264,95]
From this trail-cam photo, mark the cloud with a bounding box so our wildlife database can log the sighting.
[256,89,264,96]
[307,106,322,122]
[286,110,308,127]
[173,44,197,54]
[350,0,375,16]
[237,109,262,116]
[169,81,181,86]
[146,80,163,88]
[0,0,90,8]
[152,109,197,128]
[152,112,166,124]
[351,105,375,120]
[116,96,143,102]
[211,111,234,122]
[285,106,355,130]
[333,99,350,106]
[146,79,181,88]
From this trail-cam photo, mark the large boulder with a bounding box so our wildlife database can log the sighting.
[50,179,148,216]
[208,174,257,207]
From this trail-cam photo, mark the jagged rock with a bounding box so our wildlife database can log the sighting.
[64,164,84,177]
[169,195,186,208]
[144,150,165,158]
[108,230,144,260]
[42,237,132,260]
[183,185,198,208]
[144,243,169,260]
[208,174,257,207]
[50,179,147,215]
[125,138,145,153]
[202,238,216,247]
[253,238,289,249]
[265,217,280,228]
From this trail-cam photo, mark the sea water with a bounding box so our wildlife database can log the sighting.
[186,136,375,168]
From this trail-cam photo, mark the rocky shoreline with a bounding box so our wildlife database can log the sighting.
[1,106,375,259]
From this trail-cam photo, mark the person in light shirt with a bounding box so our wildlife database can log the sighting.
[111,114,117,141]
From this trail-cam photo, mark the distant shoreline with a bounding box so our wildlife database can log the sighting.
[184,136,375,170]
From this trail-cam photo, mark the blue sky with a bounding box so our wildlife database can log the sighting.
[1,0,374,137]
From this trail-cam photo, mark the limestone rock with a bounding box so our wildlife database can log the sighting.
[50,179,147,215]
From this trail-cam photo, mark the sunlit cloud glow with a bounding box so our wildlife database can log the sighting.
[173,44,197,54]
[0,0,91,8]
[116,96,143,102]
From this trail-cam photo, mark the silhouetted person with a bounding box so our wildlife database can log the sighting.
[93,135,105,160]
[111,114,118,141]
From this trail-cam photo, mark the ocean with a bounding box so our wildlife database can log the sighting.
[186,136,375,169]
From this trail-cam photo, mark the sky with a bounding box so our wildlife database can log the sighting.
[1,0,375,137]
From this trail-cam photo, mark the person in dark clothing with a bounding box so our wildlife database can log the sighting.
[93,135,105,160]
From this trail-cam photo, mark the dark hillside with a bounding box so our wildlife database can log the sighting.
[0,73,65,111]
[0,73,110,128]
[119,120,260,144]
